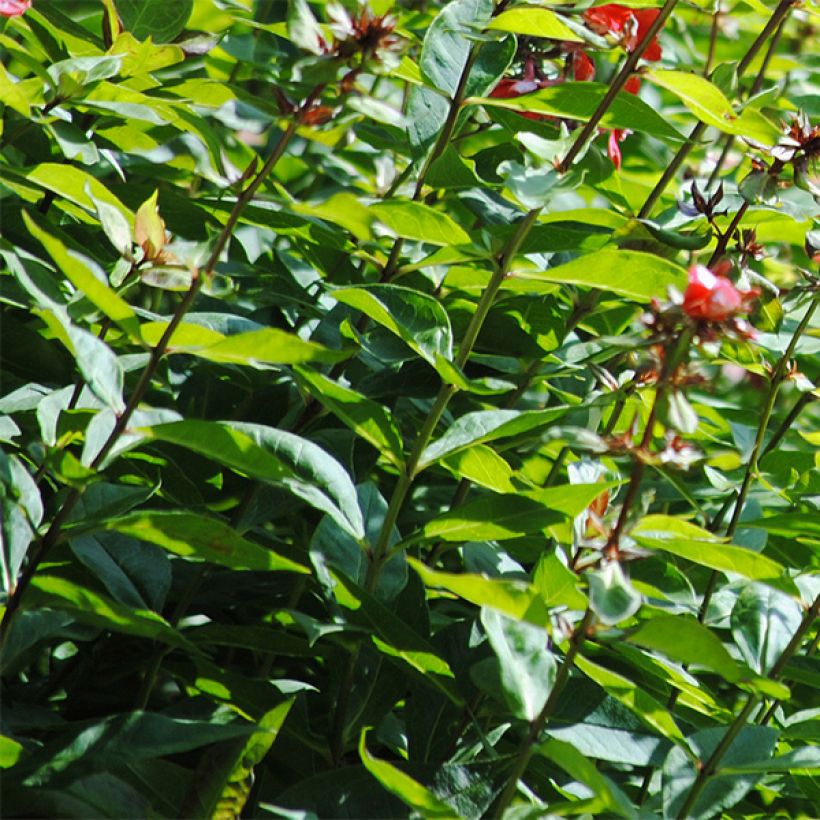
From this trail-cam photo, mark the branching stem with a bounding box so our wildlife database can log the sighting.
[0,115,302,657]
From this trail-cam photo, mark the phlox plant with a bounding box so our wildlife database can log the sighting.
[0,1,818,818]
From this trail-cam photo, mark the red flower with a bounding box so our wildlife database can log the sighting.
[624,74,642,95]
[584,4,663,61]
[571,50,596,82]
[490,78,541,99]
[683,265,758,322]
[607,129,630,170]
[0,0,31,16]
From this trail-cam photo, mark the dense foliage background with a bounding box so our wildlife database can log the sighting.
[0,0,818,817]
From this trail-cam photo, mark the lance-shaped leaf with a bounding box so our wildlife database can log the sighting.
[631,515,794,591]
[369,201,471,247]
[534,739,639,819]
[505,249,687,302]
[102,511,307,574]
[23,211,141,341]
[647,69,780,145]
[424,484,617,542]
[331,572,461,704]
[138,421,364,540]
[409,558,551,628]
[420,406,571,468]
[476,82,686,142]
[24,575,196,653]
[575,655,688,747]
[481,607,556,721]
[332,284,454,366]
[294,368,404,468]
[488,8,583,42]
[360,731,457,818]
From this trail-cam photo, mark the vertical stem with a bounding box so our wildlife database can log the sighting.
[559,0,682,172]
[638,0,794,218]
[0,118,302,656]
[724,294,818,539]
[704,3,721,77]
[333,208,544,756]
[490,609,594,818]
[638,122,706,219]
[675,593,819,819]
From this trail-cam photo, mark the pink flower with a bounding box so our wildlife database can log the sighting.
[584,4,663,61]
[683,265,758,322]
[0,0,31,16]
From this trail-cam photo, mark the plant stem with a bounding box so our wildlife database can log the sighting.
[0,118,301,657]
[704,3,720,77]
[675,592,819,818]
[331,207,543,757]
[762,390,814,456]
[694,294,818,636]
[366,208,541,587]
[606,330,692,554]
[638,0,794,218]
[708,201,748,265]
[724,293,818,539]
[736,0,794,77]
[559,0,682,172]
[490,609,594,818]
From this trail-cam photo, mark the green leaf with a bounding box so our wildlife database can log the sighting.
[286,0,327,55]
[114,0,193,43]
[407,0,494,152]
[102,511,307,574]
[718,747,820,775]
[187,328,350,366]
[662,726,778,819]
[534,739,639,819]
[487,8,583,42]
[0,736,24,769]
[294,368,405,468]
[627,614,743,682]
[587,562,642,626]
[23,212,141,342]
[330,572,461,703]
[533,551,588,610]
[25,164,133,227]
[421,0,493,96]
[631,515,792,589]
[0,62,32,117]
[35,308,125,414]
[481,607,556,721]
[139,421,364,540]
[647,69,780,145]
[730,583,803,675]
[420,406,571,468]
[440,445,515,493]
[369,200,471,247]
[332,284,454,366]
[409,558,551,628]
[311,482,406,603]
[477,82,686,142]
[423,494,564,541]
[292,193,375,241]
[23,712,256,786]
[359,731,457,818]
[178,700,294,819]
[24,576,196,653]
[575,655,688,747]
[505,249,687,302]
